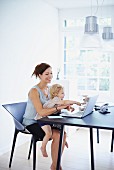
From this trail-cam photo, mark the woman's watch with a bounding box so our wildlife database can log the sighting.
[54,104,59,111]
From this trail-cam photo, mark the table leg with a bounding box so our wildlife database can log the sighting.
[111,129,114,152]
[96,128,99,143]
[56,125,64,170]
[90,128,94,170]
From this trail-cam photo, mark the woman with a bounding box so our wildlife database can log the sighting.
[22,63,69,170]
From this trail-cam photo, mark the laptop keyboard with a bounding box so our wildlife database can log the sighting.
[60,110,84,117]
[73,111,84,115]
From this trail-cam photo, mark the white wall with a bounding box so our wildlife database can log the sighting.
[0,0,59,155]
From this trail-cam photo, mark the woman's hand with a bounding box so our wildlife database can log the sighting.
[75,101,81,106]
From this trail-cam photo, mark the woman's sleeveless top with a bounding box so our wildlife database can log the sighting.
[22,85,50,126]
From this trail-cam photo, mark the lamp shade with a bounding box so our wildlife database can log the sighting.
[85,16,99,34]
[102,27,114,51]
[102,27,114,40]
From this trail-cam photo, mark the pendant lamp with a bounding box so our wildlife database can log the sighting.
[85,16,99,34]
[102,27,114,40]
[102,26,114,52]
[80,16,102,49]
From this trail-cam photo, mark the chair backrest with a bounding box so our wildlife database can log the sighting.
[2,102,27,131]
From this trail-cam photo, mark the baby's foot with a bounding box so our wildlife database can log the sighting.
[65,141,68,148]
[41,146,48,157]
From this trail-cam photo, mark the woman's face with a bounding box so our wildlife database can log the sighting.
[39,67,53,83]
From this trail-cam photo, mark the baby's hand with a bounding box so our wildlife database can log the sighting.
[70,106,75,112]
[79,106,85,111]
[83,96,89,103]
[66,105,71,111]
[66,106,75,112]
[81,101,86,105]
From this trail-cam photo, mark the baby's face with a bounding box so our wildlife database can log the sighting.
[57,89,65,99]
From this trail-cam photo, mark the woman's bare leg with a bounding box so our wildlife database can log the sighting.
[41,125,52,157]
[50,129,67,170]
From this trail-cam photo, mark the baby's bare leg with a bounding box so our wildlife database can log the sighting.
[41,125,52,157]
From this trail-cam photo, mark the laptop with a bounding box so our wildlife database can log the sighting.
[60,95,98,118]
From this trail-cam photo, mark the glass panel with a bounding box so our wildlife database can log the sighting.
[64,64,66,78]
[99,66,110,77]
[99,78,109,91]
[76,18,85,26]
[64,36,66,49]
[87,78,97,90]
[64,36,75,49]
[86,64,98,76]
[84,52,99,63]
[76,51,85,62]
[63,18,85,28]
[65,50,77,62]
[100,53,110,62]
[99,18,111,26]
[77,78,86,90]
[76,64,85,76]
[64,63,76,79]
[64,50,66,62]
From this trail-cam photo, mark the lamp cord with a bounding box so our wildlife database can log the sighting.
[94,0,99,15]
[100,0,105,18]
[91,0,104,16]
[91,0,92,16]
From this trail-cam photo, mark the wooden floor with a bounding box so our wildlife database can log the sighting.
[0,127,114,170]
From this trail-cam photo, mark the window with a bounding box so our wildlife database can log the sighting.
[61,18,112,101]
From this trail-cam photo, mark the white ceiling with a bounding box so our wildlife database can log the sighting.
[44,0,114,9]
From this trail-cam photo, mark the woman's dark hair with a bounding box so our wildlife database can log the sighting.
[32,63,51,78]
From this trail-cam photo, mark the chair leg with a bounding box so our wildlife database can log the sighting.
[33,138,37,170]
[28,136,33,159]
[111,129,114,152]
[9,129,19,168]
[97,128,99,143]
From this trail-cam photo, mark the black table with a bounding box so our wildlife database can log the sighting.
[39,107,114,170]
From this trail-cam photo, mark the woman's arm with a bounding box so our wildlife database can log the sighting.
[29,88,68,117]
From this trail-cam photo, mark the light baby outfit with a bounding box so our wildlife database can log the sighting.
[34,96,60,120]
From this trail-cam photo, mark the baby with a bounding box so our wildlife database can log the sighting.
[35,84,81,157]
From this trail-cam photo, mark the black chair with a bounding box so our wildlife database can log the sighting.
[2,102,45,170]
